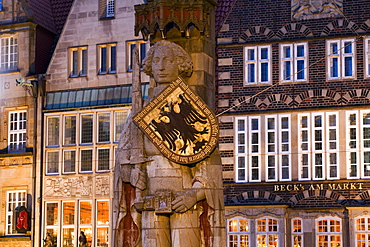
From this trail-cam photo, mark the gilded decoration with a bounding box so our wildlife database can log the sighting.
[292,0,343,21]
[133,76,219,164]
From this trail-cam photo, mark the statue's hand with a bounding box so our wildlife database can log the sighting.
[130,168,146,190]
[172,190,197,213]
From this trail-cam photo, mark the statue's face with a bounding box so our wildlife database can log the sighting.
[152,45,179,84]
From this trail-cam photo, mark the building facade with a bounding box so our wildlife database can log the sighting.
[0,0,72,246]
[217,0,370,246]
[41,0,149,246]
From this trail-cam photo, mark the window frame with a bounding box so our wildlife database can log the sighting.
[292,218,304,247]
[62,201,76,246]
[63,149,76,174]
[8,110,27,153]
[316,217,342,247]
[0,36,18,72]
[347,111,359,179]
[298,112,339,181]
[80,148,93,173]
[64,115,77,146]
[46,150,60,175]
[256,217,279,247]
[244,45,272,85]
[44,201,59,247]
[97,147,110,172]
[6,190,27,235]
[126,40,148,72]
[280,42,308,82]
[327,39,356,80]
[68,46,88,77]
[106,0,115,18]
[227,217,250,247]
[364,37,370,78]
[97,43,117,74]
[355,215,370,247]
[96,200,110,246]
[249,116,261,182]
[46,116,60,147]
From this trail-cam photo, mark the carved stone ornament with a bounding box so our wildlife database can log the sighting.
[292,0,343,21]
[133,76,219,165]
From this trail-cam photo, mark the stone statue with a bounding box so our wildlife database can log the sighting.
[114,40,224,247]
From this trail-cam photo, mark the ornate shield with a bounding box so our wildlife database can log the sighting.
[133,77,219,164]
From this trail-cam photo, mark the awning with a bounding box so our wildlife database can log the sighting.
[44,84,149,110]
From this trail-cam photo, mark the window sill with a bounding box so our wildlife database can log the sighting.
[0,152,32,158]
[99,16,115,20]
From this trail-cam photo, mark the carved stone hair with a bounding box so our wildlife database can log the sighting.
[142,40,193,77]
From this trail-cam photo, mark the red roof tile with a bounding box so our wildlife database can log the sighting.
[215,0,236,34]
[29,0,74,34]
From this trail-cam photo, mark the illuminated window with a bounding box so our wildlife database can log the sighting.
[98,43,116,74]
[227,217,249,247]
[45,202,58,247]
[355,216,370,247]
[45,200,110,246]
[127,40,147,71]
[69,46,87,77]
[316,217,341,247]
[79,201,92,247]
[8,111,27,153]
[62,202,75,247]
[97,200,109,246]
[292,218,303,247]
[6,190,26,235]
[256,217,278,247]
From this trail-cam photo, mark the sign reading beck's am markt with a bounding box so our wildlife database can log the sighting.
[133,77,219,164]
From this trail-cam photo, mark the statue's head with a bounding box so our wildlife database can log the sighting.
[142,40,193,84]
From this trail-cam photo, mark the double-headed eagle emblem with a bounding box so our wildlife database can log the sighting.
[133,77,219,164]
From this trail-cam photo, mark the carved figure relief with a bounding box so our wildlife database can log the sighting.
[292,0,343,20]
[44,176,108,197]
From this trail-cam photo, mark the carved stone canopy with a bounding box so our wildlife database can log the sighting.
[134,0,217,40]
